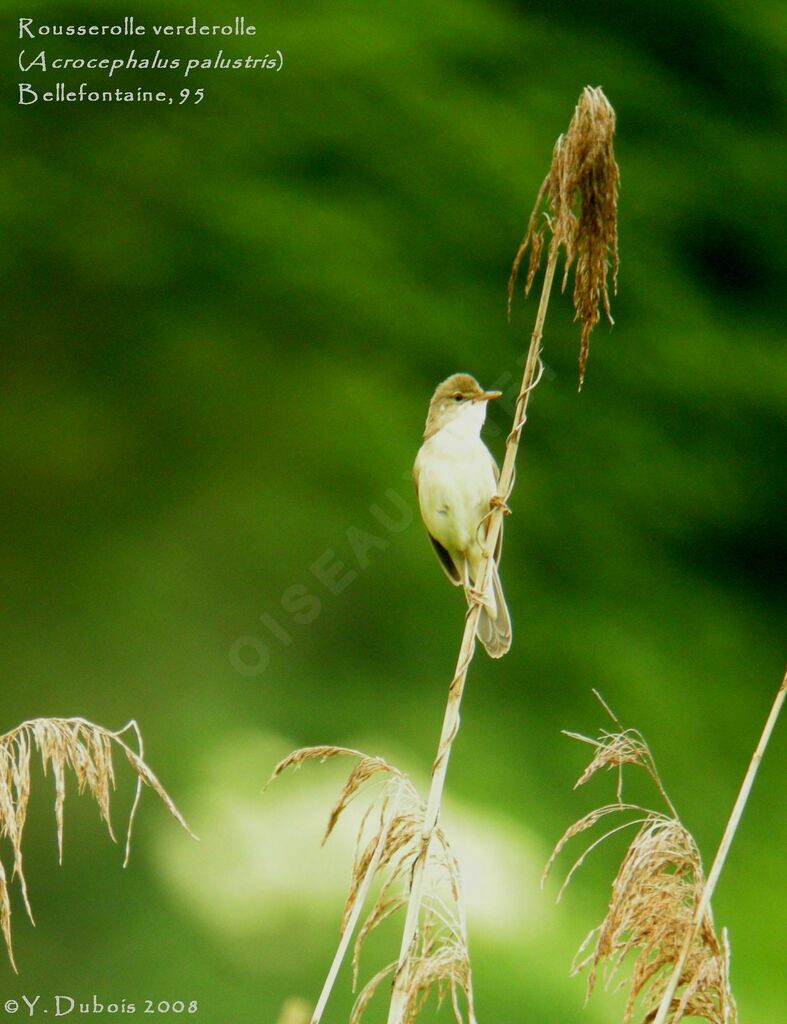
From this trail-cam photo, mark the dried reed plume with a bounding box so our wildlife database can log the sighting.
[651,670,786,1024]
[546,679,786,1024]
[0,716,193,971]
[509,85,619,388]
[387,87,620,1024]
[270,747,476,1024]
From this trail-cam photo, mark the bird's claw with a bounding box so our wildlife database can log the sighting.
[490,495,512,516]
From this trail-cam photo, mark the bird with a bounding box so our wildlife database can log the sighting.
[413,373,512,658]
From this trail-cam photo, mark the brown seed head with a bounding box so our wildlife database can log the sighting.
[509,86,620,388]
[546,702,737,1024]
[0,717,193,972]
[271,746,476,1024]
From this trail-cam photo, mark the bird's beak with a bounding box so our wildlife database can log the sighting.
[476,390,502,402]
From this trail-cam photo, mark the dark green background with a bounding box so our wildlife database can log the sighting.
[1,1,784,1021]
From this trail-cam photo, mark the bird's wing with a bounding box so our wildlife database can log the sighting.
[413,457,462,586]
[428,533,462,585]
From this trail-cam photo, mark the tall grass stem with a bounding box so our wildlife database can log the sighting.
[652,670,786,1024]
[311,785,403,1024]
[386,245,560,1024]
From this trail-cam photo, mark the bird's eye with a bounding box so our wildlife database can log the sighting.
[453,393,463,402]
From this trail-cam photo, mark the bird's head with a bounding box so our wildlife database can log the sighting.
[424,373,501,438]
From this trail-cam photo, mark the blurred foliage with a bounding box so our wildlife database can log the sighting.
[0,0,785,1021]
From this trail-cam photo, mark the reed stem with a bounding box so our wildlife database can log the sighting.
[311,786,402,1024]
[652,670,787,1024]
[386,243,560,1024]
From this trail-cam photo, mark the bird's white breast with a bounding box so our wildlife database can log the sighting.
[416,415,497,557]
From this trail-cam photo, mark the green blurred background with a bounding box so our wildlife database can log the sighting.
[1,0,785,1020]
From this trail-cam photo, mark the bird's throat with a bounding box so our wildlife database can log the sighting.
[438,401,487,443]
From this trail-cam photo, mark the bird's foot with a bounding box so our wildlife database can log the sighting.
[466,586,487,608]
[490,495,512,516]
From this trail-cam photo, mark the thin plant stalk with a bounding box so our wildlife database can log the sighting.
[270,747,473,1022]
[311,785,403,1024]
[652,670,786,1024]
[386,246,560,1024]
[388,87,619,1022]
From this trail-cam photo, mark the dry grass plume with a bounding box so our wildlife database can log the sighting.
[544,695,736,1024]
[509,85,620,387]
[0,716,193,971]
[270,747,475,1024]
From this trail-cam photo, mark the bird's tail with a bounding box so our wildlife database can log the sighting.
[473,560,512,659]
